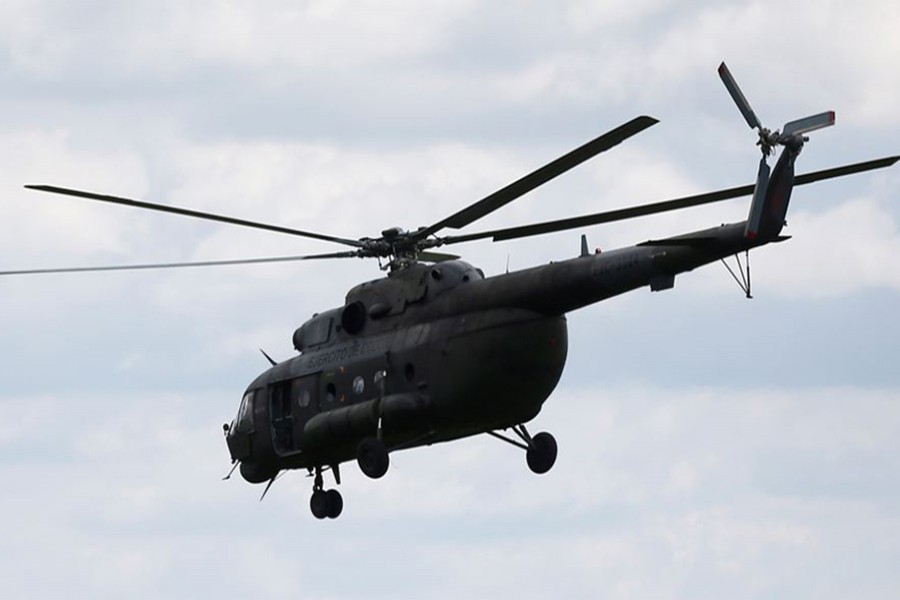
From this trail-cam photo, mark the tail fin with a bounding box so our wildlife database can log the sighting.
[745,146,797,241]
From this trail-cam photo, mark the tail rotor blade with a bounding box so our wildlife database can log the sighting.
[783,111,836,137]
[718,62,763,130]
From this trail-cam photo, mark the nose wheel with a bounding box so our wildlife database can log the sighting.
[488,424,558,474]
[309,466,343,519]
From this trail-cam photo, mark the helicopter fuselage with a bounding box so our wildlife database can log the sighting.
[227,216,776,484]
[227,128,803,488]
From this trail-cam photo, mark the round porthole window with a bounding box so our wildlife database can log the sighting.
[353,376,365,395]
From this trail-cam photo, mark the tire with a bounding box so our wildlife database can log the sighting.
[325,489,344,519]
[357,437,390,479]
[310,490,329,519]
[526,432,558,474]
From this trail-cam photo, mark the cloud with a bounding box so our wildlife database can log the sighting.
[0,0,475,77]
[3,385,899,599]
[756,196,900,296]
[0,130,149,259]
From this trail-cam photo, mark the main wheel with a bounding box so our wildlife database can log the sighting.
[325,489,343,519]
[310,489,329,519]
[526,432,558,474]
[357,437,390,479]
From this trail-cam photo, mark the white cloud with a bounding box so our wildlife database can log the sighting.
[565,0,674,33]
[698,196,900,298]
[0,0,476,76]
[4,386,899,598]
[0,130,149,259]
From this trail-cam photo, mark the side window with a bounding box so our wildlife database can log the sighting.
[292,377,313,408]
[236,391,255,433]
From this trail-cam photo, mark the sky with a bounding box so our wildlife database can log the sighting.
[1,1,899,598]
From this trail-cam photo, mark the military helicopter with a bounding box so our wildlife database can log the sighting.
[5,64,897,519]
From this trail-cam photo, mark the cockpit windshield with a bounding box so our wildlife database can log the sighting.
[235,391,255,433]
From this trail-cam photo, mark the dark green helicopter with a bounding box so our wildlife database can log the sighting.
[7,64,897,519]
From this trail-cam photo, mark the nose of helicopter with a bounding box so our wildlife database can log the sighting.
[224,418,251,464]
[223,425,278,484]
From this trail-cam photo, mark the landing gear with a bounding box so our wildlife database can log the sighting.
[488,424,558,475]
[310,488,343,519]
[309,466,343,520]
[357,437,390,479]
[526,431,558,474]
[305,435,392,519]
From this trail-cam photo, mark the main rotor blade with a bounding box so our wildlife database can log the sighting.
[441,155,899,245]
[413,115,658,240]
[718,62,762,130]
[25,185,365,248]
[793,155,898,185]
[0,250,361,276]
[418,251,461,263]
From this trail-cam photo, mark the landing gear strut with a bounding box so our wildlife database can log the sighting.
[309,465,343,519]
[488,424,558,474]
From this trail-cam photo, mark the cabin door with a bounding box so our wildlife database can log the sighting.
[270,375,321,455]
[269,381,295,455]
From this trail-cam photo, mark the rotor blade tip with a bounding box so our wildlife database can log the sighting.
[25,184,62,193]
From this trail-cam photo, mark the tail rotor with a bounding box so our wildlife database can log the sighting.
[717,62,835,157]
[718,62,835,239]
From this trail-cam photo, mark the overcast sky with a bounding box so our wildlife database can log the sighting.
[1,1,899,598]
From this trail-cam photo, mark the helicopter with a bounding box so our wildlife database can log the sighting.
[5,63,897,519]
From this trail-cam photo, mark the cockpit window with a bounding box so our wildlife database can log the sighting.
[294,311,337,352]
[235,391,255,433]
